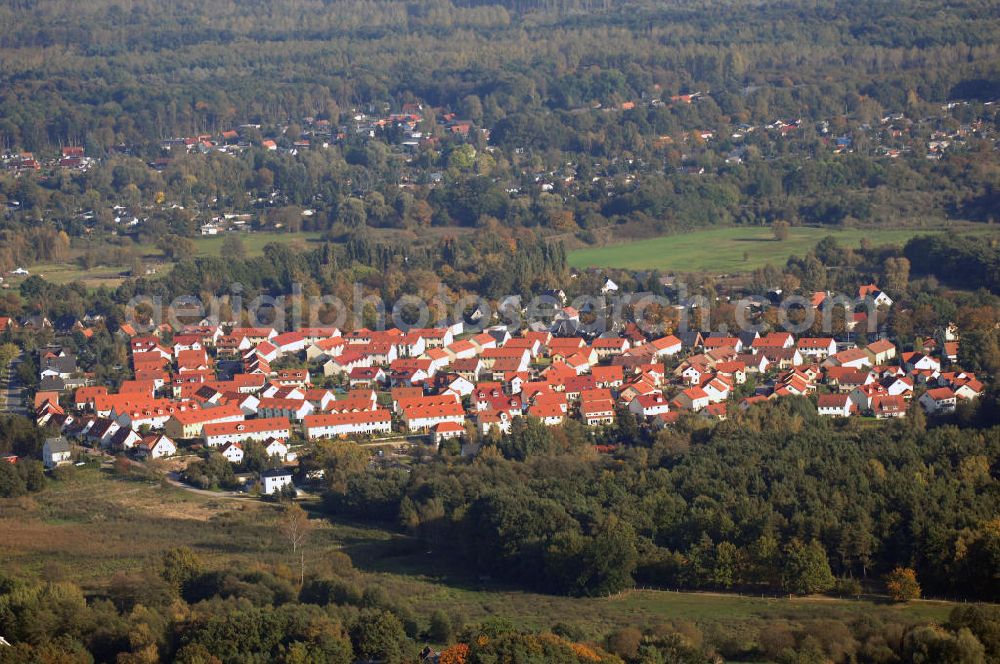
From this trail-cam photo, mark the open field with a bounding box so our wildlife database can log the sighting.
[27,263,130,287]
[136,230,328,259]
[0,465,964,641]
[567,224,1000,274]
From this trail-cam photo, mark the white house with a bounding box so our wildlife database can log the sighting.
[581,399,615,426]
[919,387,957,414]
[220,442,244,464]
[702,377,731,403]
[260,468,294,495]
[858,284,893,308]
[402,402,466,432]
[43,437,72,468]
[796,337,837,361]
[817,393,853,417]
[673,387,710,412]
[650,335,683,357]
[204,417,293,447]
[264,438,288,460]
[433,421,465,445]
[887,377,914,398]
[444,375,475,398]
[256,398,314,422]
[628,393,670,418]
[138,434,176,459]
[302,410,393,439]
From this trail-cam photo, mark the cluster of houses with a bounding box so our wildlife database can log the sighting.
[154,103,477,166]
[19,280,984,491]
[2,147,95,173]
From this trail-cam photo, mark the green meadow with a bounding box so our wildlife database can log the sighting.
[567,224,999,274]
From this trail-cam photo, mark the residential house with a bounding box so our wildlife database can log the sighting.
[264,438,289,460]
[857,284,893,308]
[302,410,393,439]
[220,442,244,464]
[432,421,465,445]
[702,376,732,403]
[817,393,854,417]
[256,398,314,422]
[107,427,143,452]
[761,347,803,369]
[902,352,941,373]
[580,399,615,426]
[919,387,957,414]
[797,337,837,361]
[886,376,914,398]
[204,417,293,447]
[592,337,630,359]
[306,337,346,361]
[42,437,72,468]
[865,339,897,365]
[828,347,871,369]
[628,393,670,418]
[261,468,294,495]
[873,395,908,419]
[528,403,566,426]
[402,402,466,432]
[164,403,244,439]
[137,434,176,459]
[592,365,625,389]
[672,386,710,412]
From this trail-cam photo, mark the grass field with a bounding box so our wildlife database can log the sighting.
[0,464,961,642]
[567,224,1000,274]
[136,230,327,259]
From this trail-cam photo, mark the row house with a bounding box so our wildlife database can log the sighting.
[204,417,292,447]
[256,397,315,421]
[401,402,466,432]
[303,410,392,439]
[164,403,244,439]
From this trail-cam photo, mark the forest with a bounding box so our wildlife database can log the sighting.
[319,396,1000,602]
[2,549,997,663]
[1,0,1000,280]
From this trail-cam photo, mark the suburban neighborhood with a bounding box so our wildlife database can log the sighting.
[4,279,984,498]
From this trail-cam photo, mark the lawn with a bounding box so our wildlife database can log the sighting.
[0,465,961,642]
[567,224,1000,274]
[28,262,131,287]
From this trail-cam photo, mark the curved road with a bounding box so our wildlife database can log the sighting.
[164,471,250,499]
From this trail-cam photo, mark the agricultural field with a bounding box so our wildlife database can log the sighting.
[567,224,1000,274]
[0,464,959,642]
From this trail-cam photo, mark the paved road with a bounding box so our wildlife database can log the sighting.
[0,353,27,415]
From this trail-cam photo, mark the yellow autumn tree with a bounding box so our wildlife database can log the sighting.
[438,643,470,664]
[885,567,921,602]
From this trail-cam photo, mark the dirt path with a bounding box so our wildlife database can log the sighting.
[164,471,251,500]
